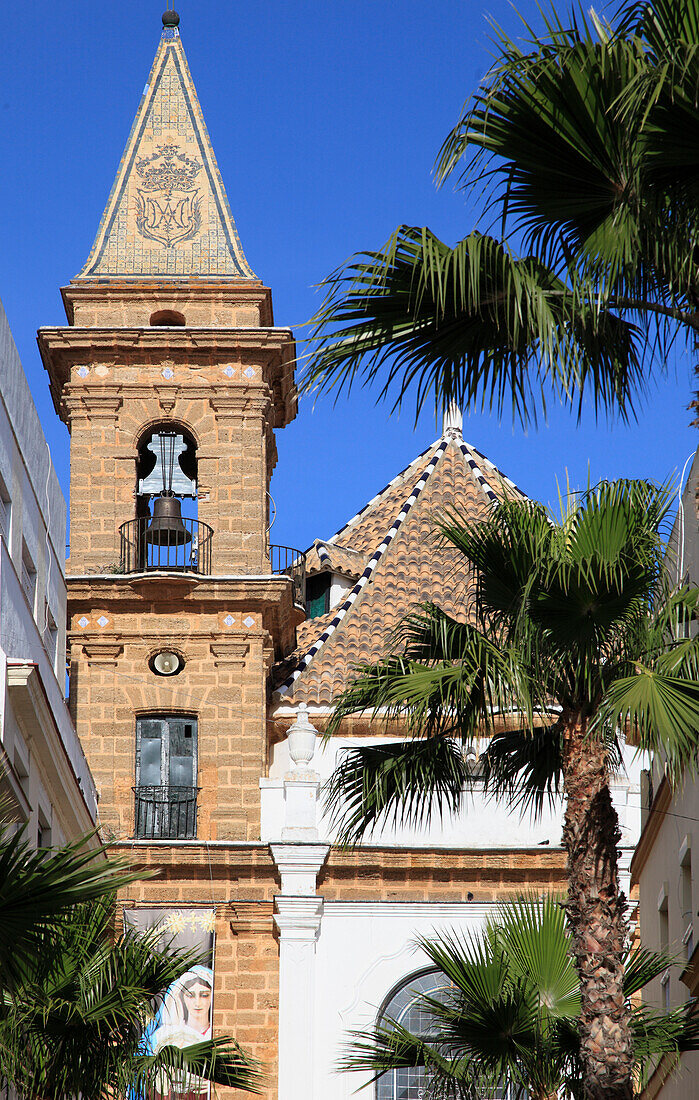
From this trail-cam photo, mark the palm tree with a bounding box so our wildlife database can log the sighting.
[341,896,699,1100]
[303,0,699,428]
[0,824,139,992]
[323,480,699,1100]
[0,892,260,1100]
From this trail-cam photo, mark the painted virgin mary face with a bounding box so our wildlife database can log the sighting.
[183,980,212,1033]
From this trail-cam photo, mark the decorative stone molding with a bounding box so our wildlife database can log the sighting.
[209,390,272,422]
[274,894,324,942]
[79,395,125,421]
[229,900,275,934]
[270,843,329,896]
[209,641,249,668]
[82,642,124,666]
[155,386,178,414]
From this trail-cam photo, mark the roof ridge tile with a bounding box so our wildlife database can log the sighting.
[325,440,439,545]
[274,438,449,698]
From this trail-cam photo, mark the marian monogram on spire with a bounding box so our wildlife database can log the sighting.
[135,142,203,248]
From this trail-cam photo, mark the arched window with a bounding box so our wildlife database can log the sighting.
[149,309,186,326]
[376,968,521,1100]
[376,968,446,1100]
[136,423,198,511]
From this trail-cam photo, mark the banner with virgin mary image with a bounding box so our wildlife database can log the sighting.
[124,907,216,1100]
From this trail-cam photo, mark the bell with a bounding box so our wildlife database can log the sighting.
[146,494,192,546]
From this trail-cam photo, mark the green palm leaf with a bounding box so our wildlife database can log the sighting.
[324,738,468,845]
[304,226,642,428]
[0,894,261,1100]
[0,829,141,991]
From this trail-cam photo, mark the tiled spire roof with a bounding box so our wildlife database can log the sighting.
[273,426,527,707]
[78,18,254,279]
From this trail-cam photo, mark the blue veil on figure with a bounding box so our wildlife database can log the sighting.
[135,965,214,1100]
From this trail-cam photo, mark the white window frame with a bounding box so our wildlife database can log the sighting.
[0,471,10,545]
[20,542,37,613]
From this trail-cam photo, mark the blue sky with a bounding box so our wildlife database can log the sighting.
[1,0,696,552]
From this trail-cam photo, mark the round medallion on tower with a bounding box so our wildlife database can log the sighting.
[162,9,180,26]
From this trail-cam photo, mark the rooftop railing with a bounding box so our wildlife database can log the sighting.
[119,517,213,574]
[269,544,306,608]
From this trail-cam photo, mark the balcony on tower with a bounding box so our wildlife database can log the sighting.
[133,784,199,840]
[115,424,306,604]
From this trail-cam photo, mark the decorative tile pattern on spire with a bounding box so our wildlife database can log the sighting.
[78,26,254,279]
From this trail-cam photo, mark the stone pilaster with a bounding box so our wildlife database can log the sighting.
[271,844,329,1100]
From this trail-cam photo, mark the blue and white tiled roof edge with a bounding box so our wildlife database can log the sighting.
[323,441,437,546]
[274,438,449,699]
[466,443,528,499]
[458,439,528,504]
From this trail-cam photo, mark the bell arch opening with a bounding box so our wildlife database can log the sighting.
[149,309,186,326]
[118,423,211,573]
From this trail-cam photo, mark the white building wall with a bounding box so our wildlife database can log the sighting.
[262,729,645,896]
[314,900,495,1100]
[268,713,648,1100]
[0,297,96,844]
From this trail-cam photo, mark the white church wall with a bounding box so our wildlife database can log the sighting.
[262,730,646,870]
[313,900,495,1100]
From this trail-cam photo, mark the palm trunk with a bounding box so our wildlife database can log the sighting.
[560,714,634,1100]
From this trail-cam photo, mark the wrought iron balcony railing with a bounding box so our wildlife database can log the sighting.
[119,517,213,574]
[133,785,199,840]
[269,544,306,608]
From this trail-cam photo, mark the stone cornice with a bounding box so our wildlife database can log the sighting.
[274,895,324,941]
[38,325,294,353]
[61,280,275,325]
[37,326,297,426]
[229,900,275,934]
[66,572,303,651]
[67,572,295,603]
[629,776,671,886]
[61,384,274,421]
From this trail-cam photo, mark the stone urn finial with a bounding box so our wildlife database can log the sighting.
[286,703,317,770]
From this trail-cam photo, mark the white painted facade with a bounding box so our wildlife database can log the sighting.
[262,722,645,888]
[266,711,646,1100]
[0,297,96,844]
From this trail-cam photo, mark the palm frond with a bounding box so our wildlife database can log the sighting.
[323,739,468,845]
[326,607,536,743]
[130,1037,262,1096]
[593,645,699,783]
[0,895,260,1100]
[0,830,140,991]
[479,725,565,820]
[304,226,643,429]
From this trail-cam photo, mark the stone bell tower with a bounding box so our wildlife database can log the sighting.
[38,10,303,845]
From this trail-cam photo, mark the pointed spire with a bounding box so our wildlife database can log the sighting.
[443,402,463,438]
[78,14,255,279]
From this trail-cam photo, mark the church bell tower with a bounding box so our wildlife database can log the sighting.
[38,10,302,845]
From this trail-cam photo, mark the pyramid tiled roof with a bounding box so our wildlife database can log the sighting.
[273,429,526,707]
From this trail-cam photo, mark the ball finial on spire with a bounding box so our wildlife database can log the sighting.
[162,9,180,27]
